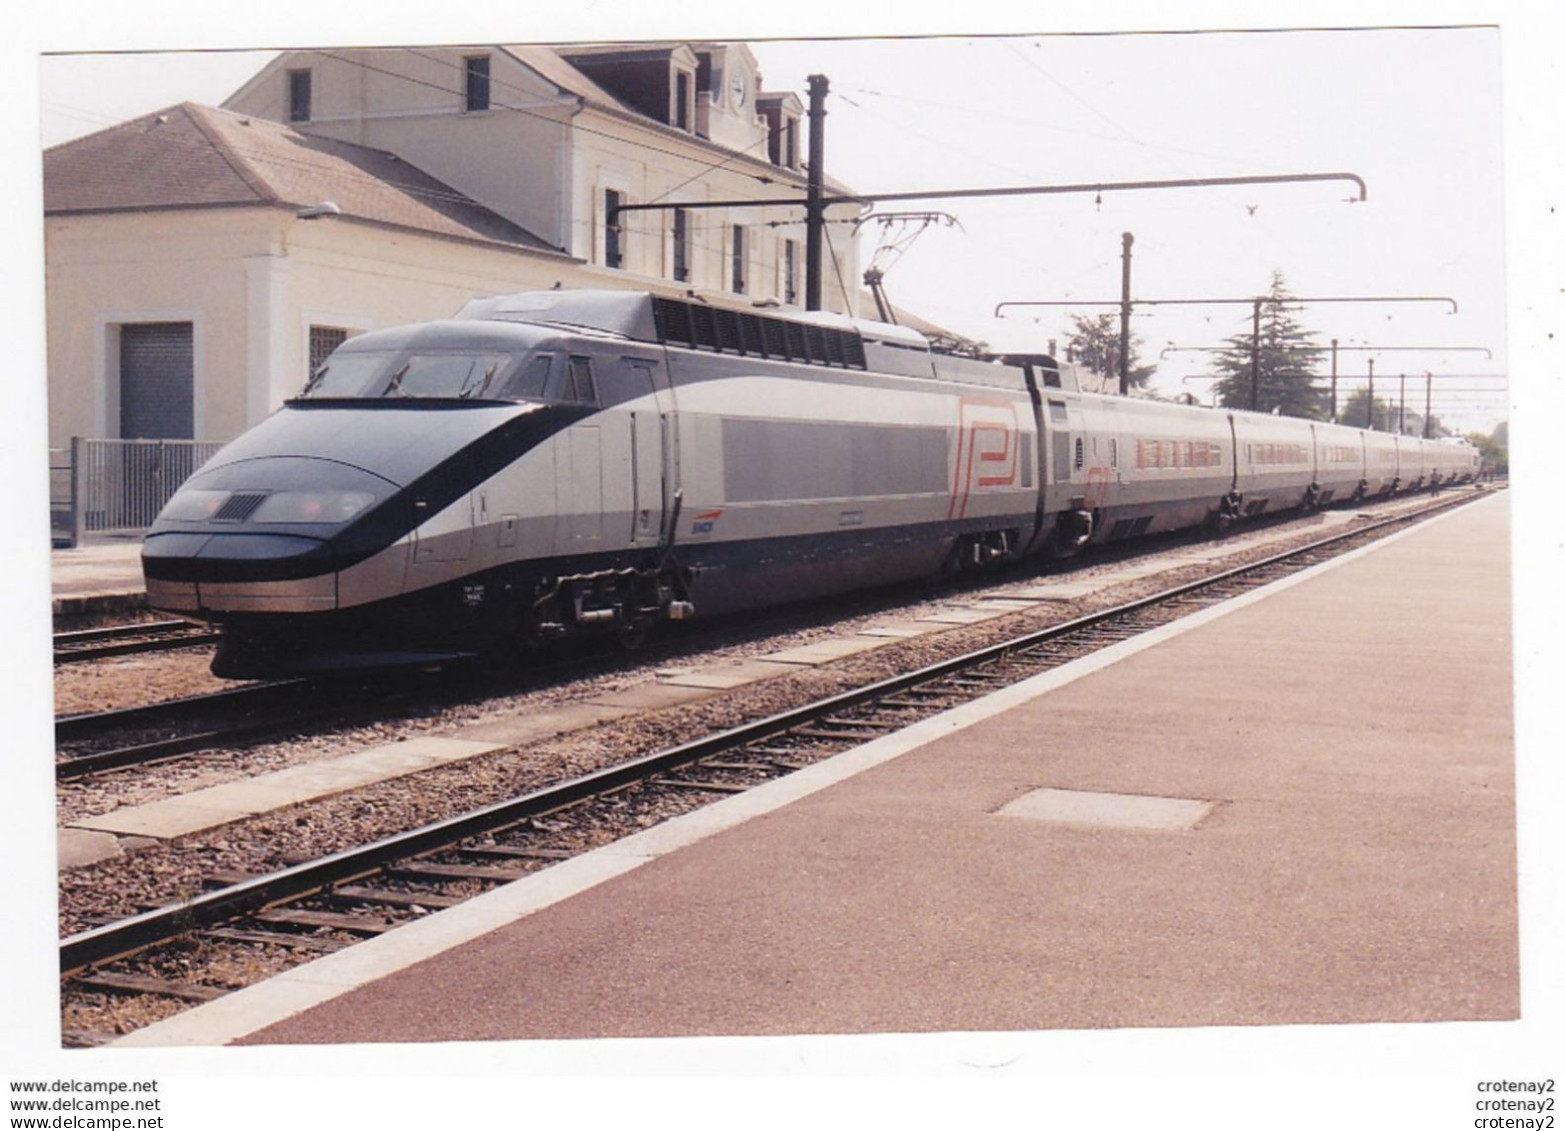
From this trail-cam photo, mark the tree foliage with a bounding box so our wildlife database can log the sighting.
[1338,388,1396,431]
[1206,271,1329,419]
[1465,423,1509,474]
[1064,312,1155,391]
[1336,389,1452,437]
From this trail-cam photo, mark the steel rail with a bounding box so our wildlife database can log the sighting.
[58,488,1491,975]
[55,622,222,665]
[55,621,193,645]
[54,680,308,745]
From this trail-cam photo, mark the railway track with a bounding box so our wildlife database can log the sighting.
[54,620,220,665]
[50,491,1450,782]
[54,679,345,781]
[57,487,1492,1044]
[49,525,1229,780]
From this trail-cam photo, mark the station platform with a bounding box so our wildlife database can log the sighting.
[117,493,1516,1047]
[50,537,147,618]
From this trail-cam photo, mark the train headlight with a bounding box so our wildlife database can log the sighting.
[250,490,376,524]
[157,489,231,521]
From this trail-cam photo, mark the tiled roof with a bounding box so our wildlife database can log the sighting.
[44,103,562,255]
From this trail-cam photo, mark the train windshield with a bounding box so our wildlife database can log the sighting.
[299,351,521,400]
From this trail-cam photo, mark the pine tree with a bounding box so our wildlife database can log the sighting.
[1207,272,1329,419]
[1064,312,1156,391]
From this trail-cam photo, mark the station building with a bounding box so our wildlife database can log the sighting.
[42,42,861,454]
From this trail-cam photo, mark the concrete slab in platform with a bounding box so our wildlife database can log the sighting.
[914,606,1009,625]
[854,623,938,638]
[759,636,893,666]
[68,736,500,842]
[453,703,638,746]
[997,786,1217,831]
[971,597,1042,610]
[584,682,722,710]
[120,494,1515,1047]
[57,827,125,869]
[657,660,799,689]
[1003,582,1102,600]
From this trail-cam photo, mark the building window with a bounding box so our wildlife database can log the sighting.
[288,69,312,123]
[464,56,491,112]
[604,189,623,269]
[672,208,690,283]
[770,116,799,168]
[782,239,798,305]
[731,225,746,294]
[309,326,350,383]
[674,70,691,131]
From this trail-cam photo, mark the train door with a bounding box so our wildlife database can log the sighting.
[554,354,604,551]
[616,357,673,548]
[1044,396,1087,505]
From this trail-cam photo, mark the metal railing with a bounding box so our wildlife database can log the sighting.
[53,438,223,547]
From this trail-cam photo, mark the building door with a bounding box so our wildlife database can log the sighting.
[119,322,193,439]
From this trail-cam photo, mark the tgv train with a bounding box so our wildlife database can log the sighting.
[140,290,1481,678]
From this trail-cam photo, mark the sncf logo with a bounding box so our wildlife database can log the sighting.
[690,509,724,535]
[949,399,1021,519]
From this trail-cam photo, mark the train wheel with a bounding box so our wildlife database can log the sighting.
[617,617,651,649]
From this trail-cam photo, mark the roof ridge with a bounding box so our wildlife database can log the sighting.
[179,103,279,205]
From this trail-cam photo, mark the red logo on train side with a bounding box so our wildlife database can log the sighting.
[948,398,1021,520]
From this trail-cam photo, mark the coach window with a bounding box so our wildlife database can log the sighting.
[501,353,555,400]
[393,354,512,398]
[1110,438,1118,468]
[562,355,599,405]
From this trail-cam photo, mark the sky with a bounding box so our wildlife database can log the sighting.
[5,2,1562,1126]
[31,21,1517,434]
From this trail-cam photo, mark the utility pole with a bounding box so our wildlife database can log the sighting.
[1366,357,1375,430]
[1330,338,1339,422]
[804,74,829,311]
[1118,232,1134,396]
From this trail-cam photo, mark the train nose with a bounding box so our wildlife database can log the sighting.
[141,456,396,616]
[143,529,339,614]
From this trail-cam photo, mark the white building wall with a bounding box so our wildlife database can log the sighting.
[46,207,595,449]
[224,48,578,252]
[225,46,860,316]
